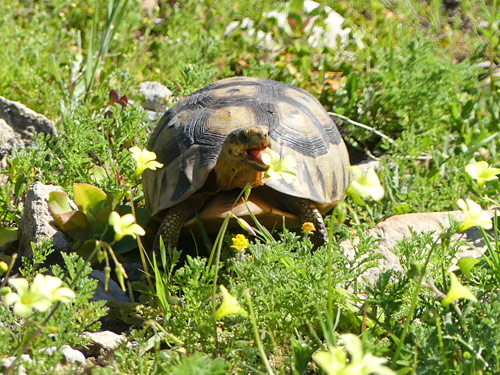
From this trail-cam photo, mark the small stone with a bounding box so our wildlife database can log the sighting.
[1,354,31,375]
[138,81,172,112]
[61,345,86,364]
[90,270,130,303]
[85,330,127,352]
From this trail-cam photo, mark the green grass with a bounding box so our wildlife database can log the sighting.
[1,0,500,374]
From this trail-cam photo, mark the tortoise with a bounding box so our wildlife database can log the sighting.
[142,77,351,252]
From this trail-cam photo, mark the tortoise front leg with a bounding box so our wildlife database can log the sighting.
[282,196,328,250]
[153,197,204,255]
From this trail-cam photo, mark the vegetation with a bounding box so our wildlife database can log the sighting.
[1,0,500,373]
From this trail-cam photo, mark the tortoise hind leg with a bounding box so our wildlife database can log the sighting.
[282,196,328,250]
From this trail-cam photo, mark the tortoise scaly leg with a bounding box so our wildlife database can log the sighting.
[153,198,204,255]
[283,197,328,250]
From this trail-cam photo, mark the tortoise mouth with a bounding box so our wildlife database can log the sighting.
[245,147,269,171]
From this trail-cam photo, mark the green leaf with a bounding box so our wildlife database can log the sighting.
[89,165,108,183]
[48,191,73,215]
[53,210,91,240]
[73,183,108,215]
[0,227,18,248]
[457,257,481,277]
[290,0,304,12]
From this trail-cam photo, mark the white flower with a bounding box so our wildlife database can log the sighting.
[2,275,75,318]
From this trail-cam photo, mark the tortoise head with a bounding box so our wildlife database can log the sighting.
[214,126,271,190]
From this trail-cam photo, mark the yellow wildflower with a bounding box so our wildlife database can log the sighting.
[465,159,500,189]
[457,199,492,232]
[231,234,249,252]
[262,148,297,184]
[442,273,478,306]
[346,166,385,201]
[109,211,146,241]
[129,146,163,177]
[302,222,316,234]
[214,285,248,319]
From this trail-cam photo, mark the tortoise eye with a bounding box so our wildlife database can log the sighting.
[238,132,249,143]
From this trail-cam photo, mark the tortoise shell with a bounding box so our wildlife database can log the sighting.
[143,76,350,221]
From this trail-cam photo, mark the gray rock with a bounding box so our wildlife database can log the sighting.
[340,210,495,285]
[0,96,57,138]
[61,345,86,364]
[145,109,160,123]
[0,118,21,147]
[90,269,130,303]
[0,97,58,183]
[1,354,31,375]
[39,345,85,364]
[84,331,126,354]
[138,81,172,112]
[17,182,72,257]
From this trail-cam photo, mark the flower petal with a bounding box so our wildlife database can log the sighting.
[8,278,29,294]
[214,285,247,319]
[442,273,478,306]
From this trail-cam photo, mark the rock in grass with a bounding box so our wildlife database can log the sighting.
[341,210,494,285]
[138,81,172,113]
[40,345,86,364]
[17,182,72,258]
[90,270,130,303]
[0,97,57,182]
[83,331,127,356]
[0,96,57,141]
[0,354,31,375]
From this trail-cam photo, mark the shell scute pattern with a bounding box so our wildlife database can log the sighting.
[143,77,350,219]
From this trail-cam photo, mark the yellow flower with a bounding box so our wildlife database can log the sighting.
[313,334,396,375]
[442,273,478,306]
[457,199,492,232]
[214,285,248,319]
[346,166,385,201]
[302,222,316,234]
[231,234,249,252]
[129,146,163,177]
[2,275,75,318]
[262,148,297,184]
[0,261,8,275]
[109,211,146,241]
[465,159,500,189]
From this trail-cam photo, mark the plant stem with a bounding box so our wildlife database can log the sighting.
[392,234,442,366]
[245,291,275,375]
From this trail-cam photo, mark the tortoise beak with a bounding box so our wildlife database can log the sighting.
[245,147,269,171]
